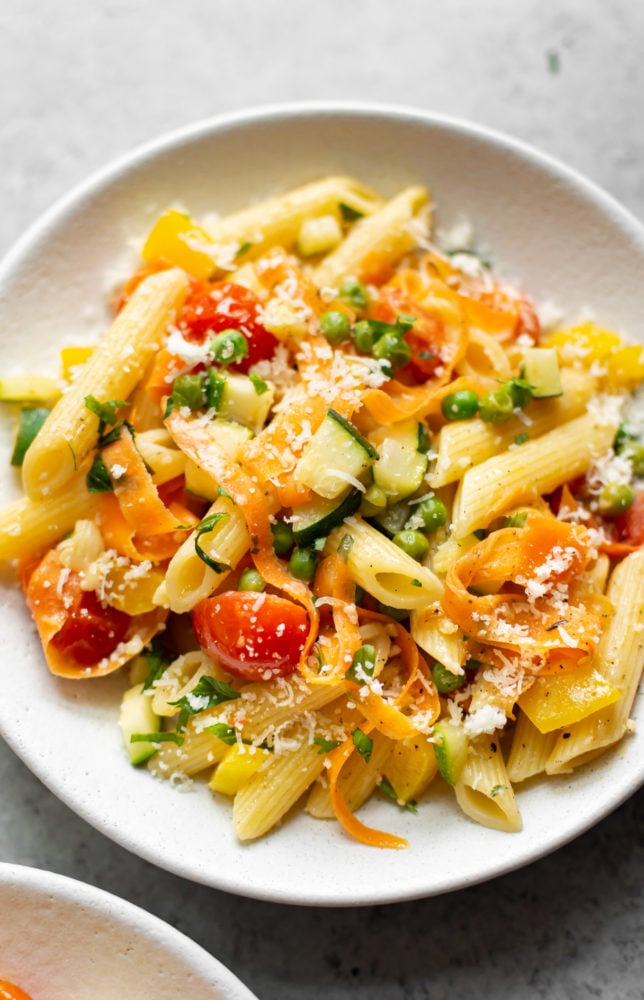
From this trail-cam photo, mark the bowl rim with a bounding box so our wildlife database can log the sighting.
[0,861,257,997]
[0,100,643,907]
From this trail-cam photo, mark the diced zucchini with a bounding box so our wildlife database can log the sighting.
[371,498,413,537]
[210,372,275,432]
[0,374,61,403]
[369,420,429,500]
[291,487,363,547]
[120,683,161,766]
[184,418,253,499]
[521,347,563,398]
[432,721,469,785]
[294,409,378,499]
[297,214,343,256]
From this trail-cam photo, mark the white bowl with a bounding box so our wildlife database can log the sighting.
[0,863,257,999]
[0,103,642,906]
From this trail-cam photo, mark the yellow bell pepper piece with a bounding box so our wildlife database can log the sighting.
[604,344,644,389]
[517,660,621,734]
[60,346,95,382]
[209,743,271,796]
[142,210,217,280]
[383,734,438,803]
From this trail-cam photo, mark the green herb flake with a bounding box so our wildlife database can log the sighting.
[514,433,529,446]
[10,407,50,467]
[411,578,422,587]
[194,511,231,573]
[235,240,253,258]
[248,372,269,395]
[86,454,113,493]
[206,722,238,745]
[142,636,171,691]
[314,736,341,755]
[377,776,418,813]
[85,395,128,431]
[504,511,528,528]
[352,727,373,763]
[339,202,365,222]
[170,676,240,732]
[490,784,506,798]
[337,533,354,560]
[130,732,184,746]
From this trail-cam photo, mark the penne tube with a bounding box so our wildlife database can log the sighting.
[22,268,188,500]
[162,495,250,614]
[429,367,596,487]
[328,515,442,610]
[455,735,522,832]
[546,549,644,774]
[410,605,465,674]
[451,409,618,537]
[506,710,558,783]
[312,186,430,288]
[0,475,97,560]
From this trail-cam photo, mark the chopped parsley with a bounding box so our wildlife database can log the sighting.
[314,736,341,755]
[490,784,506,798]
[194,512,231,573]
[130,732,184,746]
[85,394,128,432]
[142,636,172,691]
[248,372,269,395]
[339,201,364,222]
[352,727,373,763]
[86,454,113,493]
[170,676,240,732]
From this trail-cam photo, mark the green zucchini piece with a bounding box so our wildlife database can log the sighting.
[294,409,378,499]
[291,487,363,547]
[432,721,469,785]
[120,683,161,765]
[210,372,275,432]
[370,419,428,501]
[520,347,562,398]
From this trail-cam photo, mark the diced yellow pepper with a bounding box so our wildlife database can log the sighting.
[209,743,271,796]
[384,734,438,803]
[0,374,62,403]
[60,346,95,382]
[517,660,621,734]
[142,209,217,280]
[545,322,622,363]
[604,344,644,389]
[99,561,167,615]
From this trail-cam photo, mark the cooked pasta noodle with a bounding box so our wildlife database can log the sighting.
[1,175,642,847]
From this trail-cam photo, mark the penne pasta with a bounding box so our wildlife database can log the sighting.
[1,174,642,850]
[22,268,188,500]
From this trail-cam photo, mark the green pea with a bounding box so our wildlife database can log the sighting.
[338,277,369,311]
[170,373,206,410]
[320,309,351,345]
[621,441,644,478]
[271,520,294,556]
[418,496,447,533]
[352,320,377,353]
[210,328,249,365]
[431,660,467,694]
[478,387,515,424]
[347,643,376,681]
[598,483,635,517]
[237,567,266,592]
[441,389,479,421]
[392,529,430,561]
[372,331,411,374]
[288,546,319,582]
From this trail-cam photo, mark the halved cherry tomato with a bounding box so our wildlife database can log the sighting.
[177,281,278,372]
[193,591,309,681]
[614,490,644,546]
[50,590,130,666]
[0,982,34,1000]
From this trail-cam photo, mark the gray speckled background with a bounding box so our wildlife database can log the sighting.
[1,1,643,997]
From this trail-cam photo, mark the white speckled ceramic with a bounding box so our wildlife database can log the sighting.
[0,863,258,998]
[0,104,642,906]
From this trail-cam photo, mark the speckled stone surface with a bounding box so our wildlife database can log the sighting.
[0,2,643,997]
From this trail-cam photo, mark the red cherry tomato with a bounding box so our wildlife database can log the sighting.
[193,591,309,681]
[177,281,278,372]
[0,982,34,1000]
[50,590,130,666]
